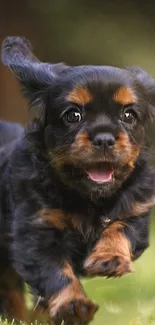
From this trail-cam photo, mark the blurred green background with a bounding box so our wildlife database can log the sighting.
[1,1,155,324]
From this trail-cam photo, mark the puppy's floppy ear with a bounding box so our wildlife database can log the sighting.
[126,67,155,122]
[1,36,68,122]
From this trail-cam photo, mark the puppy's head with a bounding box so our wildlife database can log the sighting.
[2,37,155,198]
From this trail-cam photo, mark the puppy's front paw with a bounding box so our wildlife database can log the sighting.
[84,221,133,278]
[84,253,133,277]
[49,283,98,325]
[51,298,98,325]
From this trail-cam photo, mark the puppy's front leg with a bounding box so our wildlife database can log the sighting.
[12,206,98,325]
[49,262,98,325]
[84,208,150,278]
[84,221,133,277]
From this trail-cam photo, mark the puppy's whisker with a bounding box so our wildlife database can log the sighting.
[42,161,52,171]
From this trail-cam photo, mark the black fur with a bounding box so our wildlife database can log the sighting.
[0,36,155,324]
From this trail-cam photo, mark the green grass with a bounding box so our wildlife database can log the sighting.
[3,213,155,325]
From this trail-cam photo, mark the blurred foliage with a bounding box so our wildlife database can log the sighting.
[2,0,155,70]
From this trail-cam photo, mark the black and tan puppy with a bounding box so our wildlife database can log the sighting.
[0,36,155,324]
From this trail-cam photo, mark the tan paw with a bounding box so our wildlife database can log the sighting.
[49,283,98,325]
[84,253,133,277]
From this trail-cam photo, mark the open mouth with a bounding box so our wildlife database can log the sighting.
[84,163,114,184]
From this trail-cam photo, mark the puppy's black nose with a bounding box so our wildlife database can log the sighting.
[93,133,115,150]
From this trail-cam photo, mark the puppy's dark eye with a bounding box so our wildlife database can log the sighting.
[64,109,82,124]
[120,108,137,124]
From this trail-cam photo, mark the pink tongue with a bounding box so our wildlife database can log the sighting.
[86,166,113,183]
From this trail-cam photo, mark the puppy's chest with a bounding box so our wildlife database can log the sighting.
[64,210,111,240]
[59,209,113,275]
[44,186,117,269]
[42,205,106,238]
[45,187,115,242]
[42,202,111,253]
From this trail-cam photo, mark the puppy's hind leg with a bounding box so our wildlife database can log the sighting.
[0,267,27,321]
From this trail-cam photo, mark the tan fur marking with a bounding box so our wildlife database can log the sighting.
[113,87,136,105]
[38,208,95,240]
[67,86,93,105]
[38,208,66,230]
[115,132,140,168]
[73,131,92,149]
[63,262,77,281]
[48,131,93,169]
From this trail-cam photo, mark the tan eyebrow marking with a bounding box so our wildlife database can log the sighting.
[113,87,136,105]
[66,86,93,105]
